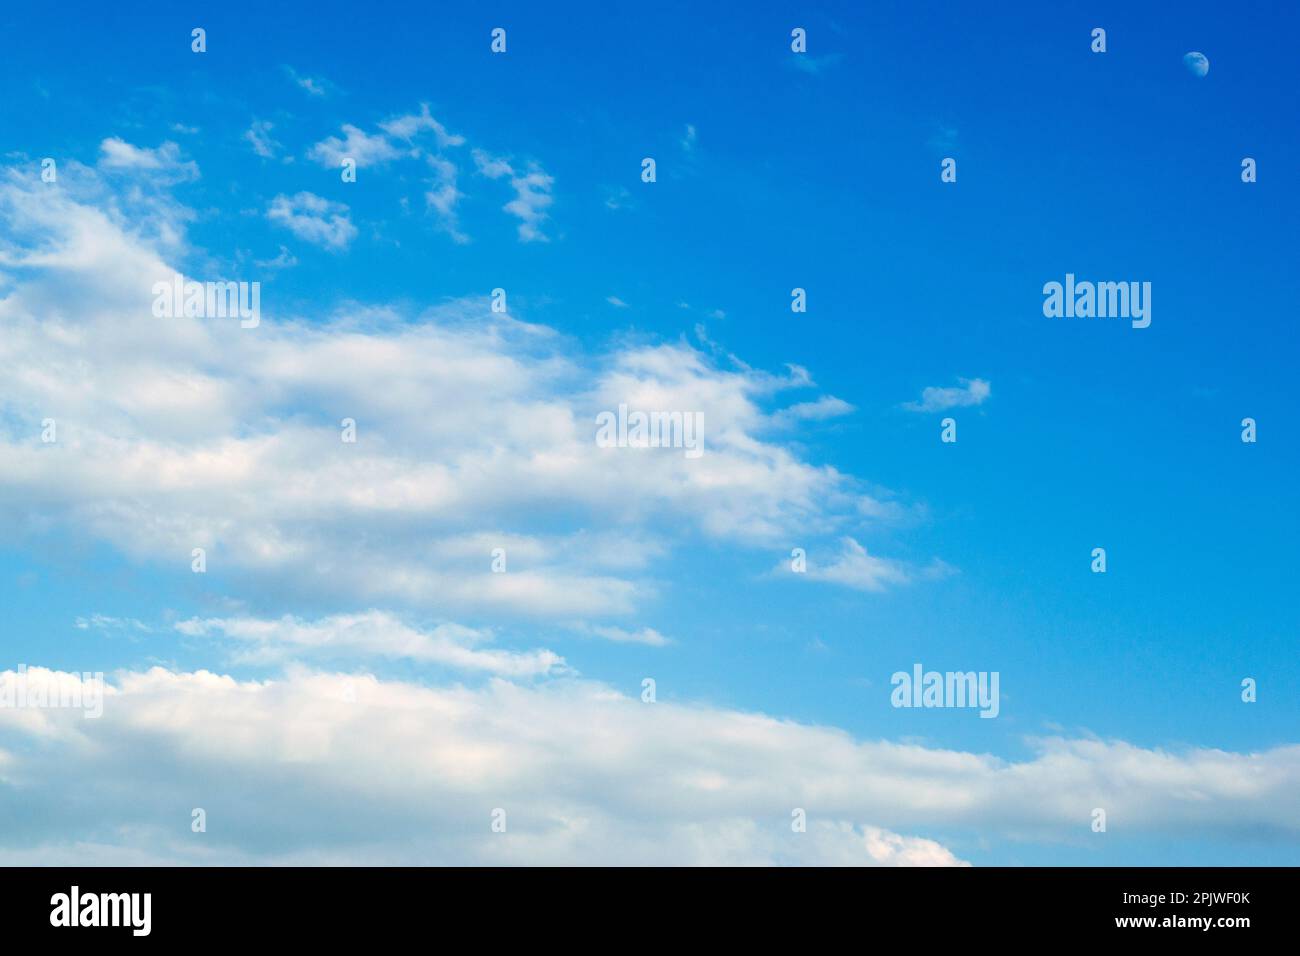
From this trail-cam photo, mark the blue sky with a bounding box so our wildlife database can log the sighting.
[0,0,1297,866]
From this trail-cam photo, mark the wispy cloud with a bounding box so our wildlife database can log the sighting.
[254,244,298,270]
[473,148,555,242]
[177,611,565,676]
[283,65,330,96]
[603,185,634,211]
[792,536,913,592]
[243,120,280,159]
[424,155,467,243]
[380,103,465,149]
[769,395,854,429]
[575,623,670,646]
[74,615,152,633]
[902,377,990,413]
[790,52,844,75]
[306,106,555,243]
[928,125,959,154]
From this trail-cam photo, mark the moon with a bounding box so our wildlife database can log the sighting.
[1184,51,1209,77]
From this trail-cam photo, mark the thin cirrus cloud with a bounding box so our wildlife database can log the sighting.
[254,244,298,270]
[283,65,330,97]
[790,52,844,75]
[424,154,467,243]
[176,611,566,676]
[768,395,854,429]
[572,623,671,647]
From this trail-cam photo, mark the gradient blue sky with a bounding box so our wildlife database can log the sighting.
[1,1,1297,865]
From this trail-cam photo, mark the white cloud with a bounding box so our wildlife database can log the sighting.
[903,377,990,413]
[266,191,357,250]
[176,611,564,676]
[380,103,465,149]
[305,108,478,240]
[605,296,629,308]
[309,106,463,170]
[2,666,1296,864]
[576,624,670,647]
[769,396,854,429]
[473,149,554,242]
[74,614,152,633]
[97,138,199,182]
[0,169,912,624]
[307,124,406,168]
[796,537,912,592]
[306,109,559,244]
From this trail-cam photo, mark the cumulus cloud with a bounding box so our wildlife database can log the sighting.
[2,666,1296,865]
[307,124,407,168]
[0,169,899,622]
[266,191,357,250]
[1,148,1294,869]
[903,378,991,413]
